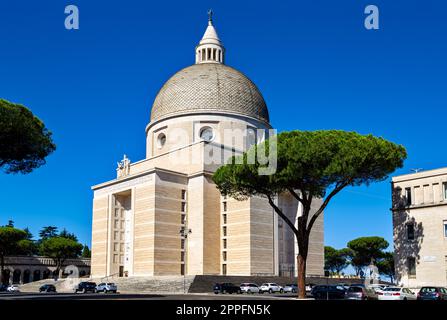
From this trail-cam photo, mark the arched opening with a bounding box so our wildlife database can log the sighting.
[1,269,10,285]
[12,269,21,284]
[22,270,31,284]
[80,270,86,278]
[33,270,41,282]
[42,270,51,280]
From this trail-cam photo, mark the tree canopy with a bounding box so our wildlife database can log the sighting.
[376,251,395,282]
[347,236,390,275]
[39,236,83,276]
[213,130,406,297]
[0,226,32,283]
[0,99,56,174]
[324,246,350,275]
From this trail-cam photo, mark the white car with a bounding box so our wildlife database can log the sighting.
[7,285,20,293]
[378,287,416,300]
[96,282,118,293]
[259,283,283,294]
[240,283,260,294]
[284,284,298,293]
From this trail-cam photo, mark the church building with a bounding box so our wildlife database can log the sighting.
[90,13,324,278]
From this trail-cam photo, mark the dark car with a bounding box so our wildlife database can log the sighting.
[74,281,97,293]
[417,287,447,300]
[39,284,57,293]
[0,284,8,292]
[310,285,346,300]
[213,283,242,294]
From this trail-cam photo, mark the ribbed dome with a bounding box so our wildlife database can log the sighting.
[150,63,269,123]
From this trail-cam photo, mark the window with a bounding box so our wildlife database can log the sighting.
[222,251,227,261]
[157,133,166,149]
[223,202,227,212]
[223,214,227,225]
[223,239,227,249]
[444,221,447,238]
[181,190,186,200]
[181,251,185,262]
[181,239,185,249]
[114,231,119,240]
[181,202,186,212]
[113,254,118,263]
[114,243,119,252]
[222,264,227,275]
[181,214,186,225]
[180,264,185,275]
[443,182,447,200]
[407,224,415,240]
[114,220,119,229]
[408,257,416,278]
[405,188,412,205]
[223,226,227,237]
[199,126,214,142]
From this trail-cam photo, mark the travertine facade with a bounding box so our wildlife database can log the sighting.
[91,14,324,278]
[391,167,447,288]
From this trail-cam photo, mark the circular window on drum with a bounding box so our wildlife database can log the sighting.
[199,126,214,142]
[157,133,166,149]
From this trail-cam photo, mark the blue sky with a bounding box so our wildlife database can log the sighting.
[0,0,446,251]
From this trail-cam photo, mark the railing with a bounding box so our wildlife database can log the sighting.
[99,272,121,283]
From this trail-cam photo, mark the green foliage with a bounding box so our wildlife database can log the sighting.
[347,236,389,275]
[0,226,28,257]
[377,252,395,282]
[0,99,56,174]
[324,246,350,274]
[81,245,91,258]
[39,237,83,272]
[39,226,59,240]
[214,130,407,199]
[0,226,29,282]
[59,228,78,242]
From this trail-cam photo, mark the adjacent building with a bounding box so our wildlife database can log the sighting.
[90,14,324,278]
[2,256,90,285]
[391,167,447,288]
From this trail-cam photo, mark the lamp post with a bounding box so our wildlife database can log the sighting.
[179,226,192,294]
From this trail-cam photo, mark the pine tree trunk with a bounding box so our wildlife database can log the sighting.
[297,254,307,299]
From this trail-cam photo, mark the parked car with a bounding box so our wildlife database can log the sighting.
[284,284,298,293]
[74,281,97,293]
[345,285,377,300]
[96,283,118,293]
[305,283,316,294]
[417,287,447,300]
[368,284,388,293]
[311,285,346,300]
[39,284,57,293]
[259,283,283,294]
[0,284,8,292]
[6,285,20,293]
[240,283,260,294]
[213,283,241,294]
[378,287,416,300]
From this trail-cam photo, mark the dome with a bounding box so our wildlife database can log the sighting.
[150,63,270,124]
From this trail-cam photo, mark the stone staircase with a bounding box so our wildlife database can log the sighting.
[19,276,195,294]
